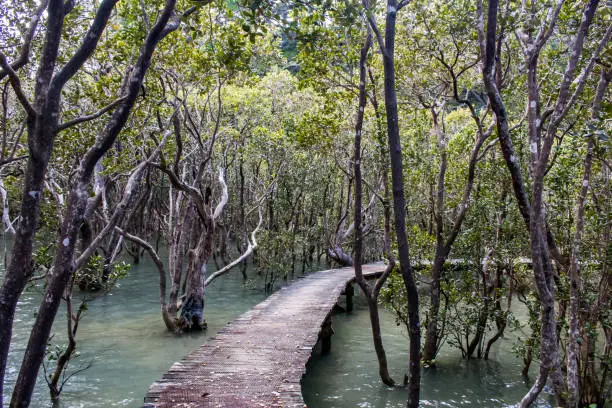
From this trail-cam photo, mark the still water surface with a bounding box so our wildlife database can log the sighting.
[2,240,551,407]
[3,246,268,407]
[302,295,552,407]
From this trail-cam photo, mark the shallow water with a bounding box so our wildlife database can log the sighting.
[2,243,268,407]
[2,236,552,408]
[302,292,552,408]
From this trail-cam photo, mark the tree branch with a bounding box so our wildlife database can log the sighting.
[57,97,127,131]
[205,207,263,286]
[559,22,612,124]
[362,1,386,57]
[0,155,28,168]
[0,53,35,118]
[0,176,15,234]
[397,0,412,10]
[547,0,600,131]
[73,131,170,271]
[212,167,228,221]
[77,0,178,185]
[533,0,565,53]
[114,226,172,328]
[49,0,119,94]
[0,0,48,81]
[444,124,493,250]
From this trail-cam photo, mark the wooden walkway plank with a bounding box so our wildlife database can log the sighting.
[143,263,385,408]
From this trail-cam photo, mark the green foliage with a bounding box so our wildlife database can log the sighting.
[1,1,610,403]
[406,225,435,264]
[33,244,54,272]
[75,255,130,293]
[379,266,410,329]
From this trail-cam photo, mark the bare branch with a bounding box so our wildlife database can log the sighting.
[341,190,378,242]
[155,161,206,218]
[0,155,28,168]
[477,137,498,162]
[57,97,127,131]
[533,0,565,53]
[0,52,35,118]
[0,0,48,80]
[397,0,412,11]
[559,22,612,123]
[444,128,491,249]
[73,130,170,271]
[212,167,228,221]
[205,207,263,286]
[476,0,488,62]
[50,0,119,93]
[139,0,151,33]
[114,226,174,328]
[362,1,386,56]
[547,0,600,131]
[0,176,15,233]
[160,5,200,37]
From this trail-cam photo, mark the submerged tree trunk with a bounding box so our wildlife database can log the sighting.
[180,223,213,330]
[466,257,493,359]
[423,254,445,363]
[238,156,248,280]
[353,26,395,387]
[478,0,607,404]
[365,0,421,405]
[116,226,176,331]
[484,260,513,359]
[167,190,194,328]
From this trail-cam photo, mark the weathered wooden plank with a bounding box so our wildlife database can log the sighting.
[143,263,386,407]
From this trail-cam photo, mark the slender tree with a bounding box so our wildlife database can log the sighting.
[478,0,610,405]
[353,23,397,386]
[363,0,421,405]
[0,1,119,404]
[5,1,208,405]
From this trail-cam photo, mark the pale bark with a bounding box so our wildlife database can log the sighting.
[73,133,170,272]
[205,209,263,287]
[567,67,611,408]
[115,227,175,330]
[477,0,606,405]
[0,177,15,234]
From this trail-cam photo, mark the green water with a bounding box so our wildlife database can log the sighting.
[3,245,268,407]
[2,238,551,407]
[302,292,552,407]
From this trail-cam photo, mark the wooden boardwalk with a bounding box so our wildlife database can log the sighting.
[143,263,386,408]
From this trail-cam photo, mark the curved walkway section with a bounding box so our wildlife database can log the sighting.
[143,263,385,408]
